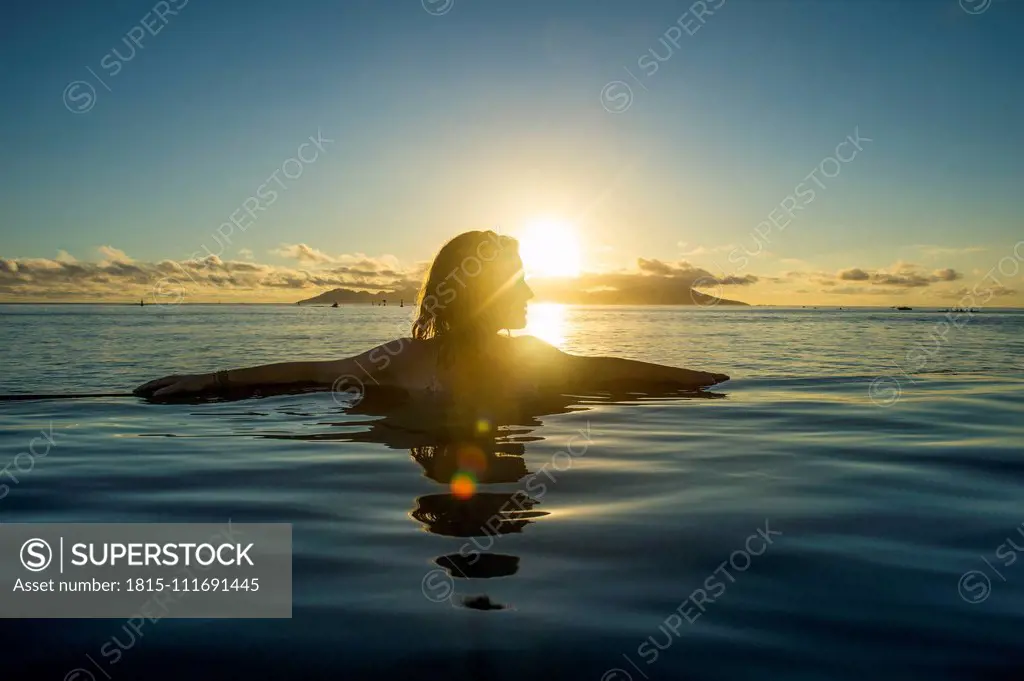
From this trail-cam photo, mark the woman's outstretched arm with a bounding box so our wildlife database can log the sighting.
[514,335,729,391]
[133,339,412,399]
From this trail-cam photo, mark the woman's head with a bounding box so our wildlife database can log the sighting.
[412,230,533,340]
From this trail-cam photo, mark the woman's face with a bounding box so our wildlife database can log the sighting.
[493,255,533,330]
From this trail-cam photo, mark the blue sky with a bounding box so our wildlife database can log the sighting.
[1,0,1022,304]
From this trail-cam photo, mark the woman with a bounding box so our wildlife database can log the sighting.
[134,230,729,400]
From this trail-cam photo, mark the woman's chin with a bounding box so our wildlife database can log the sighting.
[503,315,528,331]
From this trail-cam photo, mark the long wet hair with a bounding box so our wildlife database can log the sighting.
[411,230,522,364]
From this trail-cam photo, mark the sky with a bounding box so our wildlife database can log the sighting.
[1,0,1022,306]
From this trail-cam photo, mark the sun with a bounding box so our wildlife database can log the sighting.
[516,219,583,278]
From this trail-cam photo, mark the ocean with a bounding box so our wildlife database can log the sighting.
[1,303,1023,680]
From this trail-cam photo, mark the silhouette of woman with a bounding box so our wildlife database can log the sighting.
[134,230,729,400]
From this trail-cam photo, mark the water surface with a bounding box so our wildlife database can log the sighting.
[1,304,1022,680]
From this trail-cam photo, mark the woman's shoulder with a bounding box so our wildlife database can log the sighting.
[363,337,441,391]
[368,336,438,367]
[505,334,565,358]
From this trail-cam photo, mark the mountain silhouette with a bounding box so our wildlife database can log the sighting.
[297,284,747,306]
[297,287,419,305]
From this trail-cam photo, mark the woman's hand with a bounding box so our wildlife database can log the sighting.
[133,373,218,399]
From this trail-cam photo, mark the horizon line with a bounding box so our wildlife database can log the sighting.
[0,301,1020,310]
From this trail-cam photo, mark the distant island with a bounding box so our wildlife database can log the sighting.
[297,287,419,306]
[297,284,748,306]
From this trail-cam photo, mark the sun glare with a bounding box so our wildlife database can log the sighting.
[516,219,582,278]
[524,301,568,347]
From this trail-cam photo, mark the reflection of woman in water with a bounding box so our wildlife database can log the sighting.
[410,440,544,591]
[135,230,729,400]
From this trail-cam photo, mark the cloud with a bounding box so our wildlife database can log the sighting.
[633,258,756,284]
[0,245,425,302]
[834,265,962,287]
[524,258,759,305]
[838,268,870,281]
[716,274,759,286]
[238,248,254,260]
[271,243,334,263]
[0,247,994,306]
[676,242,706,256]
[829,286,906,296]
[931,268,960,282]
[870,273,933,287]
[98,246,132,264]
[269,244,405,276]
[56,250,77,264]
[637,258,681,276]
[951,285,1017,298]
[764,263,975,299]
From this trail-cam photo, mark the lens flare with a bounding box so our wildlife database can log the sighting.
[450,472,477,500]
[456,445,488,474]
